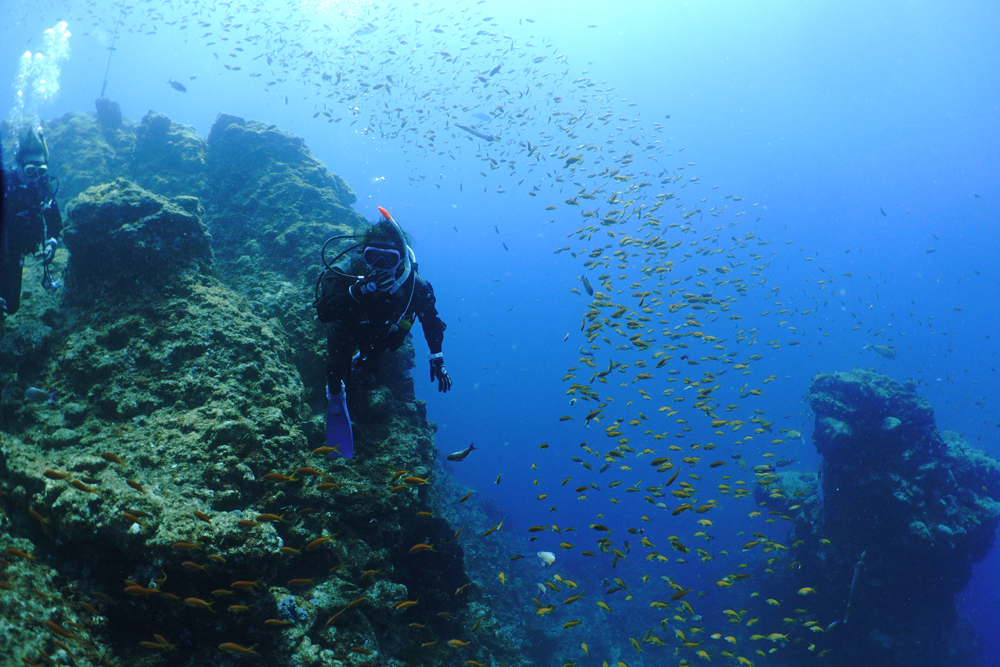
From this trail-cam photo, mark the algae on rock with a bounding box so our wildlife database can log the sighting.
[62,178,213,302]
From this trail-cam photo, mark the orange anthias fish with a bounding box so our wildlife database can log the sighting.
[43,620,78,640]
[262,472,298,483]
[183,597,215,612]
[306,536,332,551]
[231,580,264,592]
[393,600,419,610]
[218,643,259,655]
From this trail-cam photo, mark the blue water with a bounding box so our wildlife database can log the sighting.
[3,0,999,662]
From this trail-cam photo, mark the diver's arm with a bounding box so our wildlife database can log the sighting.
[413,276,451,391]
[413,275,446,354]
[43,193,63,239]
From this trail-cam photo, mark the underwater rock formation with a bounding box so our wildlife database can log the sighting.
[38,103,209,209]
[759,369,1000,667]
[0,107,526,667]
[19,102,374,399]
[131,111,208,199]
[94,97,122,130]
[41,109,136,205]
[202,112,368,400]
[205,113,360,277]
[63,178,212,302]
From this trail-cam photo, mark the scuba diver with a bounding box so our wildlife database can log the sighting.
[1,126,62,318]
[314,206,451,459]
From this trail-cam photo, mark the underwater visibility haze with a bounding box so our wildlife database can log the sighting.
[1,1,1000,666]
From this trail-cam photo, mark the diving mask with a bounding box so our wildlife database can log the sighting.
[364,246,401,270]
[20,160,47,181]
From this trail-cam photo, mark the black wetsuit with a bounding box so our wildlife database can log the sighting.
[0,169,62,315]
[315,256,446,388]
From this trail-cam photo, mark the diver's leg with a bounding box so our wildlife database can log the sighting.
[326,322,354,392]
[324,323,355,458]
[0,256,23,316]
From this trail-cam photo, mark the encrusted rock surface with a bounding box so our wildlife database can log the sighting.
[63,179,213,301]
[0,105,532,667]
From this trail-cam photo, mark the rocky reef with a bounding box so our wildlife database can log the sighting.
[0,102,531,667]
[755,369,1000,667]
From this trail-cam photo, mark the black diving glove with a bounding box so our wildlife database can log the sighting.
[430,355,452,393]
[349,273,394,301]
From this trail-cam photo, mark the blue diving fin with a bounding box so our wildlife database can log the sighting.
[325,381,354,459]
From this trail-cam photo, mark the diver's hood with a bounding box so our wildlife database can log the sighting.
[375,207,414,294]
[17,125,49,164]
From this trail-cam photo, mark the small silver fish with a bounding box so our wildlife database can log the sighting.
[25,387,56,404]
[446,443,477,462]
